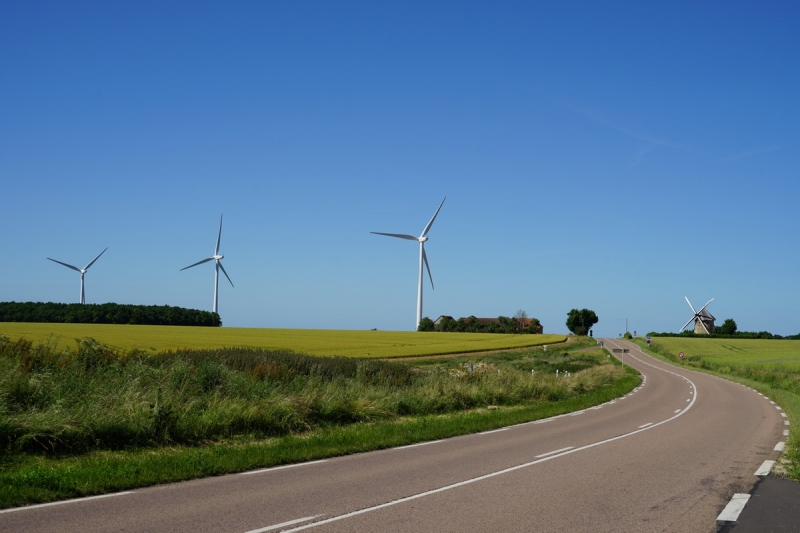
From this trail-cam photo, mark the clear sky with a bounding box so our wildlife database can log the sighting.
[2,1,798,337]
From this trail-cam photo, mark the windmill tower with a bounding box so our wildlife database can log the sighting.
[680,297,716,334]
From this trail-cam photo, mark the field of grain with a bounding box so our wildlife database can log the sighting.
[649,336,800,371]
[0,322,566,358]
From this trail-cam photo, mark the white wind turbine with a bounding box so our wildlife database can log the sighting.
[47,247,108,304]
[372,197,446,330]
[181,215,233,314]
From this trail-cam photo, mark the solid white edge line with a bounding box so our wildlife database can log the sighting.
[638,423,653,428]
[479,428,510,435]
[244,515,324,533]
[241,460,328,475]
[716,493,750,522]
[281,344,701,533]
[755,460,775,476]
[535,447,574,458]
[0,492,134,514]
[395,440,444,449]
[775,442,786,451]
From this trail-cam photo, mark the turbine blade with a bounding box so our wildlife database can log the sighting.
[420,197,446,238]
[181,257,214,270]
[47,258,81,272]
[83,247,108,271]
[679,317,694,332]
[215,214,223,256]
[422,246,433,290]
[370,232,419,241]
[218,261,234,287]
[684,296,697,315]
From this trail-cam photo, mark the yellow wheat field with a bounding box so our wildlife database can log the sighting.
[0,322,567,358]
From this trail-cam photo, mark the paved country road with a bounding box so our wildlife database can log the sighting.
[0,339,787,532]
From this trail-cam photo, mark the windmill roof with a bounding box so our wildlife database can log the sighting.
[698,308,715,320]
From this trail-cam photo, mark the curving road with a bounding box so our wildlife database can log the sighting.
[0,339,787,532]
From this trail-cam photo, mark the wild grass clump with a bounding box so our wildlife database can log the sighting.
[0,335,623,458]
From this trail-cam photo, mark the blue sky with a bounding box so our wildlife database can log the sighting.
[2,1,798,336]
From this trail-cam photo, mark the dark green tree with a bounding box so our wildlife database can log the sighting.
[417,317,435,331]
[566,308,598,336]
[435,316,458,332]
[718,318,738,335]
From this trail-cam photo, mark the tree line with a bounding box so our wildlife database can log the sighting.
[417,314,543,334]
[0,302,221,327]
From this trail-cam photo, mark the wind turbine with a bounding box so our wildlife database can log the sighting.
[372,197,446,330]
[680,296,715,334]
[181,215,233,314]
[47,247,108,304]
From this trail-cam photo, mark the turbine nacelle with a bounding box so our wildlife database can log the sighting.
[418,237,428,243]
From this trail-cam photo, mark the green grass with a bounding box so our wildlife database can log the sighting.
[0,336,633,508]
[645,337,800,370]
[634,336,800,481]
[0,323,566,357]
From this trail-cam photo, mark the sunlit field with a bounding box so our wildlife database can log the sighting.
[649,336,800,371]
[0,323,566,358]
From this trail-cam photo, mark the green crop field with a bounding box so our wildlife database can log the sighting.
[649,336,800,371]
[0,322,566,358]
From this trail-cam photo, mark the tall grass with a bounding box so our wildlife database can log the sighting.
[0,335,621,457]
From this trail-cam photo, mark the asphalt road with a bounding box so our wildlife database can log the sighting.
[0,339,787,532]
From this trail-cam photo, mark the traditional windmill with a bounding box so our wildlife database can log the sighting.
[680,297,715,334]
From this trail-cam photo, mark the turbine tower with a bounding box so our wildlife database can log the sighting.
[181,214,234,314]
[47,247,108,304]
[372,197,446,330]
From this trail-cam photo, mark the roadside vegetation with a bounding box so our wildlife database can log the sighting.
[635,336,800,481]
[0,334,635,508]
